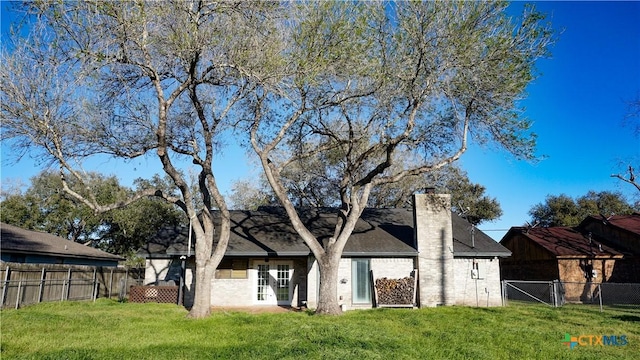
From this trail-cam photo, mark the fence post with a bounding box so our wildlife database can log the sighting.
[501,280,507,306]
[92,268,97,301]
[2,265,10,308]
[123,268,129,302]
[15,280,22,309]
[60,273,66,302]
[65,268,72,301]
[108,268,114,299]
[598,283,603,312]
[38,268,46,304]
[60,269,71,301]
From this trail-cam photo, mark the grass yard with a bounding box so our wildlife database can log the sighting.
[1,300,638,360]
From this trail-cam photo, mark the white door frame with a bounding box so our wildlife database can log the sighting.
[253,260,293,305]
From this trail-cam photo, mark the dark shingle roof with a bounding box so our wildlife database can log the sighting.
[139,208,417,258]
[1,222,124,262]
[138,225,194,258]
[140,208,509,258]
[346,208,417,256]
[452,215,511,257]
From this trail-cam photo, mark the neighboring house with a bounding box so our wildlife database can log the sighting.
[1,222,123,267]
[499,214,640,301]
[139,193,511,310]
[579,214,640,283]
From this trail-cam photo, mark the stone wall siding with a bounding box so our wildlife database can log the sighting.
[414,193,455,307]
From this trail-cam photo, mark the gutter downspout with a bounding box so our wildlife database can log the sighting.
[178,220,193,306]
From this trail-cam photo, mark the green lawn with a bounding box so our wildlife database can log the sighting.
[1,300,638,359]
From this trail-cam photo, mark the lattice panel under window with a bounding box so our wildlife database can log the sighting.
[129,286,179,304]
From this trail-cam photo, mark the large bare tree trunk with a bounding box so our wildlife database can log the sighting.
[315,253,342,315]
[186,208,229,318]
[189,260,215,318]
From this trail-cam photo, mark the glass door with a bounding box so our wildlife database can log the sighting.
[254,261,292,305]
[352,258,371,304]
[256,263,271,302]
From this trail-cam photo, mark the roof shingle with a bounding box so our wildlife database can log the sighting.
[1,222,123,262]
[139,208,510,258]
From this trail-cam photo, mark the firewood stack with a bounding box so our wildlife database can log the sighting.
[375,276,415,305]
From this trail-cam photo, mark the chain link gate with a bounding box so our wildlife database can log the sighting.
[502,280,640,311]
[502,280,565,307]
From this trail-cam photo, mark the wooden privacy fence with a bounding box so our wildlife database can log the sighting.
[0,263,144,309]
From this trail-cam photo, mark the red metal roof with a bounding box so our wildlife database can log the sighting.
[521,227,623,258]
[599,214,640,236]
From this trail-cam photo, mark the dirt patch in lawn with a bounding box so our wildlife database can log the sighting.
[210,305,306,314]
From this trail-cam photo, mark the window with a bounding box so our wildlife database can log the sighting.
[276,264,290,301]
[256,264,269,301]
[215,258,248,279]
[352,258,371,304]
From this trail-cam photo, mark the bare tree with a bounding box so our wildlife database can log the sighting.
[611,165,640,192]
[1,1,279,318]
[247,2,553,314]
[612,97,640,193]
[3,1,553,316]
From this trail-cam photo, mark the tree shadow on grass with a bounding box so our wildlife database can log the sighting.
[612,314,640,322]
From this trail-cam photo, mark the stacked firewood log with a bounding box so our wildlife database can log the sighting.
[375,276,415,305]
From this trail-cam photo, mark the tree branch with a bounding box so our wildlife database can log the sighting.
[611,165,640,192]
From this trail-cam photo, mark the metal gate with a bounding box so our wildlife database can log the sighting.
[502,280,565,307]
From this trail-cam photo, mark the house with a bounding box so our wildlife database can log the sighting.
[499,214,640,301]
[1,222,123,267]
[579,214,640,283]
[449,209,512,306]
[138,193,511,310]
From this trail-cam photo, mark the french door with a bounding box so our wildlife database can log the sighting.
[254,261,292,305]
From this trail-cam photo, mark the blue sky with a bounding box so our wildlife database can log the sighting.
[1,2,639,241]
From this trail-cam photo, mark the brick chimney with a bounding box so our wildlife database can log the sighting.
[413,193,454,307]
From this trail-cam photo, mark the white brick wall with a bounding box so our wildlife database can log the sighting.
[209,258,307,307]
[452,258,503,306]
[211,277,252,306]
[334,257,416,311]
[336,258,352,307]
[144,259,171,285]
[371,258,416,279]
[306,256,319,309]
